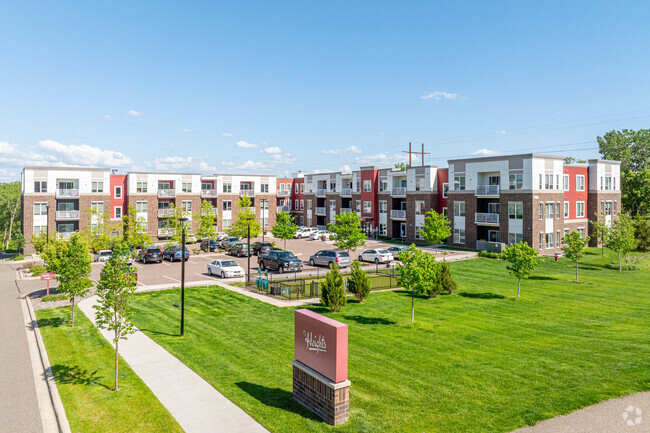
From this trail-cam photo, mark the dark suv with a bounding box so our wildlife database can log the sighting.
[258,250,303,273]
[251,241,273,256]
[162,246,190,262]
[137,248,162,264]
[201,238,220,252]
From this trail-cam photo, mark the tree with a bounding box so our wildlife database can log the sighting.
[328,212,366,252]
[563,157,587,164]
[632,214,650,252]
[590,212,610,255]
[421,210,451,251]
[562,231,590,282]
[167,203,192,245]
[0,182,22,250]
[271,211,298,249]
[56,234,93,327]
[36,234,68,273]
[621,170,650,216]
[437,262,457,295]
[500,242,543,298]
[320,264,346,312]
[394,162,408,171]
[94,243,137,391]
[227,195,261,239]
[80,207,115,252]
[195,200,218,240]
[396,245,440,323]
[607,215,637,271]
[347,261,370,303]
[122,205,152,250]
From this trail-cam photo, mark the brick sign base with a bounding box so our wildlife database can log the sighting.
[292,360,350,425]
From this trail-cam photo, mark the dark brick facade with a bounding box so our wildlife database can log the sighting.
[292,361,350,426]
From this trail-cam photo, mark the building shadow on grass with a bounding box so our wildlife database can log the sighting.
[48,364,109,389]
[342,315,397,325]
[458,292,506,300]
[235,381,322,421]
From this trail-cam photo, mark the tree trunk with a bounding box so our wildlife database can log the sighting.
[576,260,579,282]
[517,278,521,298]
[411,290,414,323]
[71,297,75,328]
[114,337,119,391]
[618,253,622,272]
[6,198,20,250]
[601,244,604,255]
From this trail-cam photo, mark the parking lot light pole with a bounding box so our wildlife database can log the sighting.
[179,217,188,337]
[247,219,251,285]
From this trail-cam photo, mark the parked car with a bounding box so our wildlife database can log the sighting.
[113,250,133,265]
[309,250,352,268]
[93,250,112,262]
[216,232,228,241]
[200,238,220,252]
[251,241,273,255]
[137,248,162,263]
[387,245,410,260]
[228,243,252,257]
[207,259,245,278]
[186,234,198,244]
[221,237,241,249]
[358,249,393,264]
[294,227,318,239]
[162,246,190,262]
[310,230,334,240]
[258,250,303,273]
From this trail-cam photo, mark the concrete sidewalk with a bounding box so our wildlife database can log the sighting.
[77,296,268,433]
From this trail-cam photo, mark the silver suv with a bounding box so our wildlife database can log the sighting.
[294,227,318,239]
[309,250,352,268]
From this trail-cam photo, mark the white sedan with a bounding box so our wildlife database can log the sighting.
[207,259,245,278]
[310,230,335,240]
[358,249,393,264]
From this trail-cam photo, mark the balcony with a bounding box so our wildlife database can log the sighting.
[339,208,352,214]
[278,206,290,212]
[158,208,175,218]
[340,188,352,197]
[201,189,218,198]
[157,190,176,198]
[390,209,407,220]
[315,207,327,215]
[201,207,219,216]
[475,213,500,224]
[391,187,407,197]
[157,228,174,237]
[475,185,500,196]
[56,210,80,220]
[240,190,255,198]
[277,190,291,197]
[316,189,327,197]
[56,189,79,198]
[476,240,487,251]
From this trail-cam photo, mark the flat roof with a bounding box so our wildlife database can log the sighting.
[447,153,565,164]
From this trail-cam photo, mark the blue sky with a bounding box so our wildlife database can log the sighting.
[1,1,649,181]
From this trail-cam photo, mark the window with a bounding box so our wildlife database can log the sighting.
[546,232,554,249]
[114,186,122,199]
[556,175,560,190]
[223,200,232,211]
[539,203,543,220]
[415,225,423,240]
[260,183,269,193]
[539,232,544,249]
[158,182,171,190]
[260,199,269,210]
[605,201,612,216]
[356,200,361,211]
[201,183,213,191]
[34,203,48,215]
[379,201,387,213]
[136,182,147,193]
[34,181,47,193]
[92,181,104,193]
[379,180,388,192]
[363,180,372,192]
[300,200,304,210]
[487,203,499,214]
[363,201,372,213]
[454,176,466,191]
[114,206,122,219]
[300,183,304,193]
[415,201,425,215]
[329,200,336,209]
[539,174,543,189]
[563,174,569,190]
[58,202,74,211]
[556,230,561,248]
[379,224,387,236]
[91,202,104,213]
[453,229,465,244]
[442,207,447,217]
[614,201,617,215]
[261,217,269,228]
[58,224,74,233]
[603,176,612,190]
[576,175,585,191]
[182,182,192,193]
[287,200,291,210]
[577,228,585,238]
[546,203,554,219]
[181,201,192,212]
[295,199,298,209]
[453,201,466,217]
[508,202,523,219]
[307,200,312,210]
[576,202,585,218]
[442,182,449,197]
[508,232,523,244]
[508,174,523,190]
[556,201,560,219]
[223,182,232,193]
[223,218,232,229]
[33,225,46,236]
[545,174,553,190]
[295,184,299,194]
[564,202,569,218]
[415,178,424,192]
[136,201,147,213]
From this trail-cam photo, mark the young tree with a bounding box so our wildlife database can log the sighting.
[421,210,451,252]
[500,242,543,298]
[437,262,457,295]
[56,234,93,327]
[80,207,115,252]
[94,243,138,391]
[347,261,370,303]
[394,162,408,171]
[589,212,610,255]
[167,203,192,245]
[196,200,218,240]
[328,211,366,252]
[320,264,346,312]
[397,245,440,323]
[122,205,152,250]
[562,231,591,281]
[0,181,21,250]
[607,215,638,271]
[271,211,298,249]
[228,195,261,239]
[632,214,650,252]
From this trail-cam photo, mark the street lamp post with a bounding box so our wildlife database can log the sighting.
[247,219,251,285]
[179,217,188,337]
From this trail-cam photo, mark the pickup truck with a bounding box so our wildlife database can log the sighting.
[258,250,303,273]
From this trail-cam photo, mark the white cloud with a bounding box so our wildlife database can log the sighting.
[421,91,458,100]
[321,145,362,155]
[378,132,386,136]
[472,148,503,157]
[498,130,507,135]
[182,129,192,133]
[313,169,332,174]
[222,132,234,137]
[152,156,216,173]
[0,141,19,155]
[261,146,282,154]
[355,152,418,166]
[236,140,259,149]
[127,110,141,116]
[340,164,352,173]
[103,114,112,120]
[37,140,135,167]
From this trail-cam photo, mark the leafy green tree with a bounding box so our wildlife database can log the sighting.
[0,182,22,250]
[397,245,440,323]
[94,242,137,391]
[347,261,370,303]
[607,214,638,271]
[320,264,346,312]
[122,205,152,250]
[632,214,650,252]
[437,262,457,295]
[394,162,408,171]
[56,234,93,327]
[81,207,115,252]
[562,231,591,281]
[421,210,451,251]
[328,211,366,252]
[563,157,587,164]
[228,195,261,239]
[167,203,191,245]
[621,170,650,216]
[271,211,298,249]
[196,200,218,240]
[35,234,67,273]
[589,212,610,255]
[500,242,543,298]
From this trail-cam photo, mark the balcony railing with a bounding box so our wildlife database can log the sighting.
[391,187,407,196]
[476,185,500,196]
[240,190,255,197]
[390,209,407,219]
[157,228,174,237]
[339,207,352,214]
[56,189,79,198]
[56,210,80,220]
[157,190,176,198]
[315,207,327,215]
[158,208,175,218]
[276,190,291,197]
[316,189,327,197]
[340,188,352,196]
[278,206,290,212]
[476,240,488,251]
[201,189,218,198]
[475,213,500,224]
[201,207,219,216]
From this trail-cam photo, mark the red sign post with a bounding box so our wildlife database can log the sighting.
[40,272,56,296]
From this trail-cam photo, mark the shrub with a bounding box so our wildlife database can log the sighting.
[42,294,68,302]
[633,215,650,252]
[24,261,37,270]
[604,263,638,271]
[320,264,346,312]
[479,251,501,259]
[30,265,47,276]
[347,261,370,303]
[437,262,458,295]
[11,254,25,261]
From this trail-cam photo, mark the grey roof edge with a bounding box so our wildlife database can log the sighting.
[448,153,565,164]
[587,159,621,165]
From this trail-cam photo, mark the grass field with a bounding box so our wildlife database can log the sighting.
[124,248,649,432]
[35,307,183,433]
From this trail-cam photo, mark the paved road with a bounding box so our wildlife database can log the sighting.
[0,263,43,433]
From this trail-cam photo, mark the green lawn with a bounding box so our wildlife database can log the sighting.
[35,307,183,433]
[128,248,650,432]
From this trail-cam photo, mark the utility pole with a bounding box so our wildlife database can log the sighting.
[402,142,430,167]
